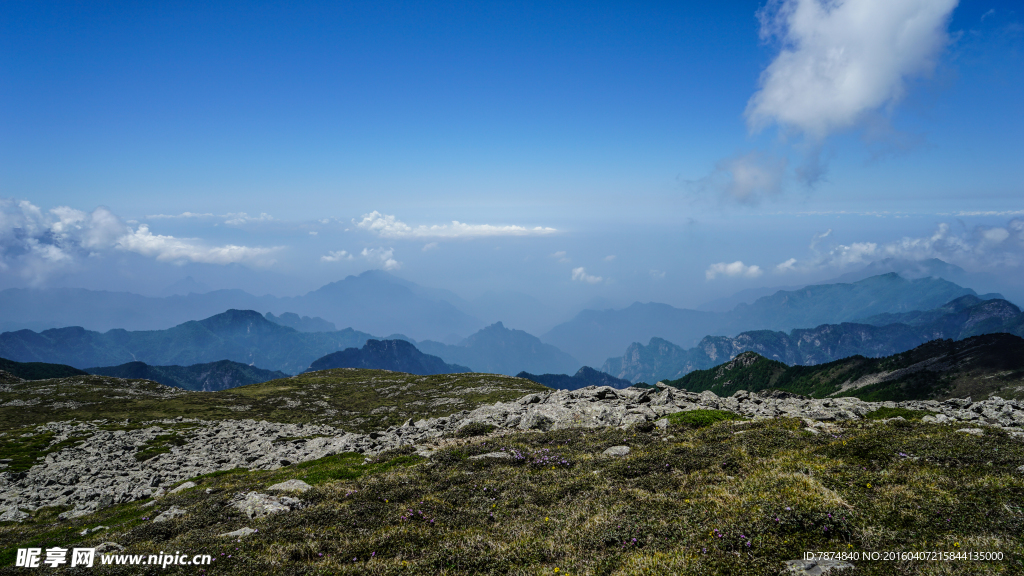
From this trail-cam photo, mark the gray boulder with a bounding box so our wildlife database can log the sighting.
[233,492,301,519]
[153,505,187,523]
[267,479,312,493]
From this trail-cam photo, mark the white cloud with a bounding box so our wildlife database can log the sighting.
[776,257,798,273]
[145,212,215,219]
[981,228,1009,244]
[361,247,400,271]
[571,267,603,284]
[355,211,557,239]
[649,269,666,279]
[747,0,958,141]
[551,251,571,263]
[223,212,274,226]
[604,255,616,261]
[422,242,439,252]
[321,250,353,262]
[117,225,280,265]
[705,261,764,280]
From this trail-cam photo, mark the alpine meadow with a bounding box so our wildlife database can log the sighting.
[1,1,1023,575]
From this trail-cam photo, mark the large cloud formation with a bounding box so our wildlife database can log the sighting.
[0,199,280,283]
[355,211,557,239]
[747,0,959,140]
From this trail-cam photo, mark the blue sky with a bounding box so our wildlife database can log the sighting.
[1,0,1022,317]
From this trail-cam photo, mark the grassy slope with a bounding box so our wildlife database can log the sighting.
[0,357,87,381]
[0,369,548,435]
[1,418,1021,575]
[84,360,289,391]
[664,333,1024,402]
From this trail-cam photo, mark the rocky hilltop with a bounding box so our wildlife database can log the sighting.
[3,376,1022,522]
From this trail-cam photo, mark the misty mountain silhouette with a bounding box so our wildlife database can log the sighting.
[307,339,470,375]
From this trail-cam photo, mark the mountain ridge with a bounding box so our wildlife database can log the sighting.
[662,333,1024,402]
[603,296,1024,383]
[85,360,289,392]
[548,273,989,367]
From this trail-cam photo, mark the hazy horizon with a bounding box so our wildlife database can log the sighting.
[3,1,1022,318]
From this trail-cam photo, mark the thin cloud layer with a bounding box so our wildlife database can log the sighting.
[706,261,764,280]
[356,211,557,239]
[694,151,789,204]
[777,219,1024,273]
[747,0,959,140]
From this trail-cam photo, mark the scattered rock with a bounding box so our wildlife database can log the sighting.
[602,446,631,457]
[0,507,29,522]
[3,386,1023,516]
[785,558,854,574]
[94,542,124,554]
[1017,465,1024,474]
[956,428,985,436]
[233,492,301,519]
[57,507,94,521]
[267,479,313,493]
[169,481,197,494]
[219,527,258,538]
[152,506,187,523]
[468,451,511,460]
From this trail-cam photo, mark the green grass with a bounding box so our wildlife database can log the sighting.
[665,409,745,428]
[863,407,935,421]
[133,433,189,462]
[0,428,93,473]
[0,370,549,434]
[6,417,1019,574]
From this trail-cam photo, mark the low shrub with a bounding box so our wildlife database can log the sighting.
[453,422,496,438]
[666,409,745,429]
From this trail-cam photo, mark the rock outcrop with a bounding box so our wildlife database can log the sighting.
[1,387,1021,520]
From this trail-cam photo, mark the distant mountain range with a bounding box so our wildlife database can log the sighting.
[0,311,578,377]
[307,339,470,376]
[545,273,998,367]
[1,271,1012,382]
[603,295,1024,383]
[516,366,632,390]
[0,309,375,374]
[0,270,483,342]
[662,333,1024,402]
[417,322,580,376]
[86,360,288,392]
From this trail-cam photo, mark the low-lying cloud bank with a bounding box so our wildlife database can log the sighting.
[0,199,281,283]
